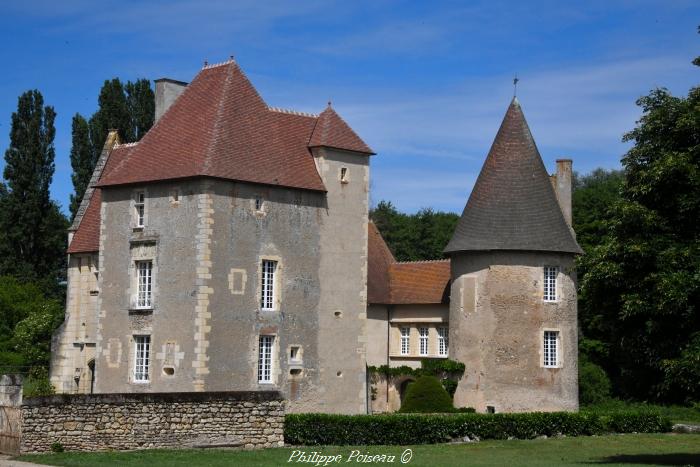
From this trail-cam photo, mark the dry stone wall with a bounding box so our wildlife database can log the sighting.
[20,391,284,453]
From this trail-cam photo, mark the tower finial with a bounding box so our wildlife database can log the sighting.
[327,99,332,108]
[513,74,519,98]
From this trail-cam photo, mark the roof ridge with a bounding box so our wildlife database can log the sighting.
[114,141,139,148]
[268,106,318,118]
[202,58,236,70]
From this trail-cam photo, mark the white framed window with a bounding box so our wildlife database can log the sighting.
[134,191,146,227]
[543,330,560,368]
[136,260,153,308]
[543,266,558,302]
[419,327,429,356]
[258,335,274,383]
[400,327,410,355]
[133,335,151,382]
[438,327,448,356]
[261,260,277,310]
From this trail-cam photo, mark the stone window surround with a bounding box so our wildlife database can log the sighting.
[391,323,450,359]
[131,188,148,229]
[257,334,276,385]
[131,333,152,384]
[541,328,563,369]
[543,265,559,302]
[257,256,282,312]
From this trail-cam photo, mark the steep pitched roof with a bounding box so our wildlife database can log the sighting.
[97,60,371,191]
[367,222,394,304]
[445,98,583,255]
[309,105,375,155]
[67,142,136,254]
[368,223,450,305]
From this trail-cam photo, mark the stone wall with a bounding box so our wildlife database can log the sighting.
[20,391,284,453]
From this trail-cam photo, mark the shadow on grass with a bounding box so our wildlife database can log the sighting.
[591,453,700,465]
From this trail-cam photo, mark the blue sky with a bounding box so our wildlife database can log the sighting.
[1,1,698,214]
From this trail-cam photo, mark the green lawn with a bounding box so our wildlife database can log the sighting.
[18,434,700,467]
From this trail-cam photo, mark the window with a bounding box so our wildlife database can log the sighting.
[134,191,145,227]
[438,327,448,356]
[133,335,151,382]
[261,260,277,310]
[419,327,429,356]
[340,167,348,183]
[543,330,560,368]
[258,335,274,383]
[254,195,264,211]
[290,346,300,362]
[136,260,153,308]
[400,327,410,355]
[544,266,558,301]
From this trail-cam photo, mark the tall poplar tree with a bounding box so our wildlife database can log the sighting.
[69,78,154,218]
[68,114,93,218]
[0,90,68,284]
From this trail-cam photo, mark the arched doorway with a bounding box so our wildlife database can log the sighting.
[398,377,415,405]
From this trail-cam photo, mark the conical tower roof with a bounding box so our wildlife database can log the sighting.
[445,98,582,255]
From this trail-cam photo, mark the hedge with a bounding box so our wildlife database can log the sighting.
[284,411,672,446]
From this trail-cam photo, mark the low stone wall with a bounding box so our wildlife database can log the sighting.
[20,391,284,453]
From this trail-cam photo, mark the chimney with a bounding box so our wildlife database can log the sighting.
[554,159,573,227]
[154,78,188,122]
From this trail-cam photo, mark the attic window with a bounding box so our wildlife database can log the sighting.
[340,167,348,184]
[170,188,180,204]
[254,195,264,212]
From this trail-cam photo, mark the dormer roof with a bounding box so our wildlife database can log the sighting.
[445,98,582,255]
[309,105,374,155]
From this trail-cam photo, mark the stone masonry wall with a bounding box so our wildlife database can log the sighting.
[20,391,284,453]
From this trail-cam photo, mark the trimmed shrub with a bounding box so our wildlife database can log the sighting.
[284,411,672,446]
[399,376,453,413]
[579,359,612,404]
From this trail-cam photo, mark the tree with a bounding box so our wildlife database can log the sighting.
[580,82,700,403]
[370,201,459,261]
[69,114,93,218]
[126,78,155,141]
[69,78,154,218]
[572,169,624,252]
[0,90,68,284]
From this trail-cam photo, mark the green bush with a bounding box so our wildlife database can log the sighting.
[50,442,64,453]
[23,367,55,398]
[284,411,672,446]
[579,359,612,404]
[399,376,453,413]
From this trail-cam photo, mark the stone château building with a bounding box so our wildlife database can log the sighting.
[51,59,582,414]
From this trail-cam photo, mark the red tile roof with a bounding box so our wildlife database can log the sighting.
[310,105,374,155]
[67,143,135,254]
[97,60,372,190]
[368,222,451,305]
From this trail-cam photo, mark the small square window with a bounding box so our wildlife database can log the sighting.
[290,346,301,362]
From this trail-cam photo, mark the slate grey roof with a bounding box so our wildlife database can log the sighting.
[445,98,583,255]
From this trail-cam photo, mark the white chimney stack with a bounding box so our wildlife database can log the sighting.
[154,78,188,122]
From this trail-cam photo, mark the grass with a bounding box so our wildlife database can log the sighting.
[18,434,700,467]
[583,399,700,425]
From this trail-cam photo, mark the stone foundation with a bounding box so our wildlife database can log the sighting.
[20,391,284,453]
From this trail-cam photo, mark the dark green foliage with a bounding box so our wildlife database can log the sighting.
[579,357,612,405]
[579,82,700,403]
[369,358,465,398]
[0,90,68,284]
[284,411,671,446]
[399,376,454,413]
[69,114,94,218]
[23,367,55,398]
[370,201,458,261]
[0,276,63,372]
[70,78,154,217]
[125,79,155,141]
[572,169,624,253]
[50,442,64,453]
